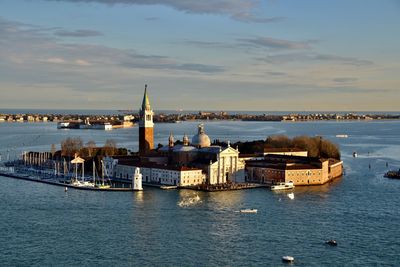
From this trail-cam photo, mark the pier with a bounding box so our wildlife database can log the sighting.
[0,171,134,191]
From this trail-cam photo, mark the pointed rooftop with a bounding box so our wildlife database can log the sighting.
[141,84,151,111]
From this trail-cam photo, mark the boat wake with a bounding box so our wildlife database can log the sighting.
[178,194,201,207]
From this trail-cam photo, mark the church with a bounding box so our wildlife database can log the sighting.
[111,85,245,187]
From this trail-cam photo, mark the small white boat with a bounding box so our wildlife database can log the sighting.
[160,185,178,190]
[353,151,358,158]
[335,134,348,138]
[282,256,294,263]
[71,180,95,187]
[240,209,258,213]
[271,181,294,191]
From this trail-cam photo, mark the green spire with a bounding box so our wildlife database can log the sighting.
[141,84,150,110]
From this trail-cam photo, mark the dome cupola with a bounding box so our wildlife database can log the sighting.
[191,124,211,148]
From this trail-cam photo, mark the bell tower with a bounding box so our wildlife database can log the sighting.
[139,84,154,155]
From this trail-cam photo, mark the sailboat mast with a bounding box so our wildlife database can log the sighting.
[101,160,105,186]
[93,160,96,185]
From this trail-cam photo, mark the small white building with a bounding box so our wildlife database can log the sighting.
[133,167,143,191]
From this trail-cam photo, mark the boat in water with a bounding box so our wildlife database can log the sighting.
[71,180,95,187]
[326,239,338,246]
[271,181,294,191]
[384,169,400,179]
[282,256,294,263]
[336,134,348,138]
[240,209,258,213]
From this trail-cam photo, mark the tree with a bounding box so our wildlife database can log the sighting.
[50,144,57,158]
[292,136,319,157]
[61,137,83,157]
[104,139,117,156]
[321,139,341,159]
[86,140,96,157]
[265,135,292,148]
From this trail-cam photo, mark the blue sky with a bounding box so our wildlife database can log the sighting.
[0,0,399,111]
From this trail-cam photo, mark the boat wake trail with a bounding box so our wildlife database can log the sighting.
[178,194,201,207]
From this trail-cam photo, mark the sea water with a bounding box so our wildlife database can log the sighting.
[0,120,399,266]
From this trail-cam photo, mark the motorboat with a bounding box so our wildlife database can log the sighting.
[240,209,258,213]
[97,184,111,189]
[282,256,294,263]
[160,185,178,190]
[384,169,400,179]
[335,134,348,138]
[326,239,338,246]
[71,180,95,187]
[353,151,358,158]
[271,181,294,191]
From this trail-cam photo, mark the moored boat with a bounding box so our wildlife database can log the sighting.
[240,209,258,213]
[71,180,95,187]
[384,169,400,179]
[271,181,294,191]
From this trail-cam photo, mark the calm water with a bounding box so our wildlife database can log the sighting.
[1,120,400,266]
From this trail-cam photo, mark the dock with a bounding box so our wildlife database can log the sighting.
[0,171,134,191]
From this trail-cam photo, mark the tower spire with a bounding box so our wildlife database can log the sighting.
[141,84,151,111]
[139,84,154,155]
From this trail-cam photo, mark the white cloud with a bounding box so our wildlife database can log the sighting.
[75,59,91,66]
[46,0,283,23]
[45,57,66,64]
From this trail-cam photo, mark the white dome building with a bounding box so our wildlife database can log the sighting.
[191,124,211,148]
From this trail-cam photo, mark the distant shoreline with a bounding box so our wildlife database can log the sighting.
[1,111,400,123]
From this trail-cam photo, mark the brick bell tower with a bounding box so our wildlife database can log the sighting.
[139,84,154,155]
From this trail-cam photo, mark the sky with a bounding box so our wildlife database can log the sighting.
[0,0,399,111]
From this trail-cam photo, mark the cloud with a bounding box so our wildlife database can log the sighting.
[239,37,313,50]
[45,57,66,64]
[176,63,224,73]
[267,71,287,76]
[231,12,285,24]
[258,52,374,66]
[121,60,224,73]
[314,54,373,66]
[45,0,281,23]
[75,59,92,66]
[333,77,358,83]
[144,17,159,21]
[0,16,224,82]
[54,29,103,37]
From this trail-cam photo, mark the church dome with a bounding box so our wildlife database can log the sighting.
[191,124,211,148]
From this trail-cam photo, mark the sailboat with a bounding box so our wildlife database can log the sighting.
[96,160,111,189]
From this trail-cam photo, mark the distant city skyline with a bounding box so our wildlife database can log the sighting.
[0,0,399,111]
